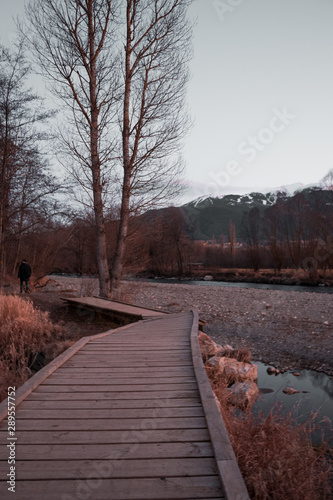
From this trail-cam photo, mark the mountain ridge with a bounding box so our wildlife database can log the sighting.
[180,183,327,241]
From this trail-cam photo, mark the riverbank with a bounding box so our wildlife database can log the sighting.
[120,280,333,377]
[137,268,333,287]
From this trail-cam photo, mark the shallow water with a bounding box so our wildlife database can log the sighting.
[253,362,333,445]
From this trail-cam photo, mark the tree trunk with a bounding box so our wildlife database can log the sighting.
[110,2,132,297]
[111,174,131,296]
[88,2,110,297]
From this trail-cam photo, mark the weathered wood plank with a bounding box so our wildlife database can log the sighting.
[0,441,215,460]
[17,398,201,410]
[0,457,219,480]
[45,369,196,378]
[14,407,205,419]
[1,417,207,431]
[39,381,198,389]
[62,361,193,367]
[0,476,224,500]
[78,348,190,352]
[41,377,197,385]
[0,428,210,444]
[54,366,195,373]
[21,390,200,400]
[36,383,197,392]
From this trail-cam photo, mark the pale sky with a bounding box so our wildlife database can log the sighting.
[1,0,333,203]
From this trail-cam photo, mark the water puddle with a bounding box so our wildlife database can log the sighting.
[253,362,333,445]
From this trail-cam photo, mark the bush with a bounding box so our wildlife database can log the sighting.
[0,294,69,400]
[221,404,332,500]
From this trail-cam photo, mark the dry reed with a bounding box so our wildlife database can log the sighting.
[0,294,68,401]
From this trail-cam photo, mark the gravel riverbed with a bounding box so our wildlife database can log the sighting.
[46,276,333,376]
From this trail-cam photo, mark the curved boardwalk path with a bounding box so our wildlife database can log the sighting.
[0,310,249,500]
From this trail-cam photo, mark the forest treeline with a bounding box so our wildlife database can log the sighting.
[2,186,332,282]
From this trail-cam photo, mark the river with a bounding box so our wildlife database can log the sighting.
[253,362,332,446]
[136,277,333,294]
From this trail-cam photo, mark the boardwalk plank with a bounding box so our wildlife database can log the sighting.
[35,383,198,392]
[18,398,201,410]
[52,367,195,375]
[1,417,207,431]
[0,477,224,500]
[0,457,219,480]
[0,442,215,460]
[15,407,205,419]
[0,428,210,444]
[41,377,197,385]
[23,390,200,400]
[40,380,198,388]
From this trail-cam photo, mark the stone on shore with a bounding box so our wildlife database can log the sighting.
[225,381,260,408]
[205,356,258,383]
[198,332,233,361]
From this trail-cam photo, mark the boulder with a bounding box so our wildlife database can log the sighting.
[198,332,220,361]
[205,356,258,383]
[203,275,214,281]
[198,332,233,361]
[225,382,259,408]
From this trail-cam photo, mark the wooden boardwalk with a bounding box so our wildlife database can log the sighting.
[0,311,249,500]
[62,296,166,324]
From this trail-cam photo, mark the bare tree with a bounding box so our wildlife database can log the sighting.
[0,43,56,285]
[25,0,119,297]
[110,0,193,293]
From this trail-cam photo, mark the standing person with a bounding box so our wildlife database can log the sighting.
[18,259,32,293]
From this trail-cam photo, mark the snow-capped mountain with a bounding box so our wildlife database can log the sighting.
[180,183,327,241]
[183,182,321,209]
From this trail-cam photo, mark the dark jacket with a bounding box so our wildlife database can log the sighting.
[18,262,32,280]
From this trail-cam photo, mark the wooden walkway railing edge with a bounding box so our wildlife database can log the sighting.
[190,309,250,500]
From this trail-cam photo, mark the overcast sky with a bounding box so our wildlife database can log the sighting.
[1,0,333,203]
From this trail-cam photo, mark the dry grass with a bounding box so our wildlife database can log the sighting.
[205,351,333,499]
[0,294,70,401]
[221,404,332,500]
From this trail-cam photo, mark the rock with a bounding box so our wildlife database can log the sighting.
[198,332,233,361]
[267,366,276,375]
[283,387,301,395]
[203,275,214,281]
[225,382,260,408]
[205,356,258,383]
[198,332,220,361]
[293,372,300,377]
